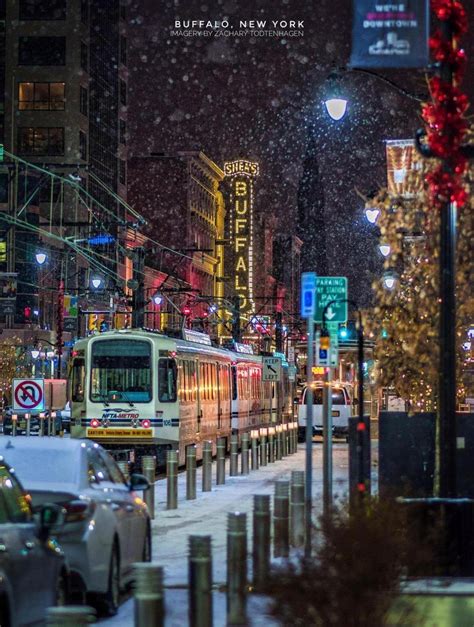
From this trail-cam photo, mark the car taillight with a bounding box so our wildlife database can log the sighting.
[90,419,100,428]
[141,419,151,429]
[63,500,95,523]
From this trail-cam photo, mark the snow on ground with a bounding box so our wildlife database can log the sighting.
[102,441,376,626]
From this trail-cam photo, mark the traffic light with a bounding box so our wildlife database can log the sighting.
[320,332,331,350]
[88,313,98,332]
[339,324,349,340]
[23,306,32,322]
[99,317,109,333]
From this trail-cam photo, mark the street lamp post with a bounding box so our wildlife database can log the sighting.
[322,298,368,500]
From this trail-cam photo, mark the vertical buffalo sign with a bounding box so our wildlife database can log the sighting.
[224,160,259,314]
[350,0,429,69]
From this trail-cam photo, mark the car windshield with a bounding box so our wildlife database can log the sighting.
[90,339,152,403]
[2,449,79,486]
[304,388,347,405]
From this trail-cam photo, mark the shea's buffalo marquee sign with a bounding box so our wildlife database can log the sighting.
[224,160,259,314]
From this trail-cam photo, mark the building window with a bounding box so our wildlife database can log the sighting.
[79,131,87,160]
[119,119,126,145]
[80,86,88,116]
[119,159,126,185]
[19,0,66,20]
[119,79,127,106]
[80,41,88,72]
[18,36,66,65]
[18,82,65,111]
[120,35,127,66]
[18,127,64,156]
[80,0,88,23]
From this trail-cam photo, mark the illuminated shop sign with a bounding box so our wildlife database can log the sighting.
[225,160,259,314]
[224,160,259,177]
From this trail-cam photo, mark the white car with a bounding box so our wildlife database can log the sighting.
[0,437,151,616]
[297,383,352,439]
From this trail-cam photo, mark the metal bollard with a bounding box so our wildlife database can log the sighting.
[260,434,267,466]
[117,460,130,482]
[216,437,226,485]
[189,536,213,627]
[47,413,51,436]
[268,429,275,463]
[282,425,288,457]
[51,412,57,436]
[230,434,239,476]
[290,471,305,548]
[142,455,156,519]
[11,414,17,437]
[134,563,164,627]
[276,426,282,461]
[227,512,247,626]
[39,412,45,437]
[273,480,290,558]
[167,450,178,510]
[251,433,259,471]
[46,606,96,625]
[26,413,31,437]
[202,441,212,492]
[187,446,197,500]
[241,432,249,475]
[252,494,270,590]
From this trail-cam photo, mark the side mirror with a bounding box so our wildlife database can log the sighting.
[37,503,65,541]
[129,473,150,492]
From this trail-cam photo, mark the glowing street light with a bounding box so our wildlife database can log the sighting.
[383,271,397,290]
[151,291,163,306]
[90,276,104,290]
[31,349,40,359]
[365,208,380,224]
[379,244,391,257]
[324,97,348,121]
[35,251,48,266]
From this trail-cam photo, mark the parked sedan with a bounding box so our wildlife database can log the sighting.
[0,456,68,627]
[0,437,151,616]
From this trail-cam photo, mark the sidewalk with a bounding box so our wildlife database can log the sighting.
[102,442,353,626]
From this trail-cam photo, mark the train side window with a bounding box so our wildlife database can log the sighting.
[158,358,177,402]
[71,358,85,402]
[231,365,237,400]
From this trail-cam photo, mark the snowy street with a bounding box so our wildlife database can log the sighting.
[102,441,374,626]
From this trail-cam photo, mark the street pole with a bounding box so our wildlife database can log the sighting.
[132,247,145,329]
[438,17,456,500]
[301,272,317,559]
[56,268,64,379]
[356,311,367,498]
[304,314,314,558]
[322,360,333,516]
[232,295,241,343]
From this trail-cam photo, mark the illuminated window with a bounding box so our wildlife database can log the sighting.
[18,127,64,156]
[18,82,65,110]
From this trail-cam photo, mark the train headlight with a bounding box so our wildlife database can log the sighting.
[90,419,100,428]
[141,419,151,429]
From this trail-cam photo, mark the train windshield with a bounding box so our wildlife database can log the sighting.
[90,339,152,403]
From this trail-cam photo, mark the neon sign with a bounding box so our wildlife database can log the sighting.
[225,160,259,313]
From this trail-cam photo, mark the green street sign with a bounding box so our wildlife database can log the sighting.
[314,276,348,323]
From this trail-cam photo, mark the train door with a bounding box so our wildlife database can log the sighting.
[196,358,203,436]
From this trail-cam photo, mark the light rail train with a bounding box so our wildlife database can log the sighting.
[70,328,290,466]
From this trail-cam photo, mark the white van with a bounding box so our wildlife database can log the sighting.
[297,383,352,439]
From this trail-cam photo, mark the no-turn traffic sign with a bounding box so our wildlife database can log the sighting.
[13,378,45,412]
